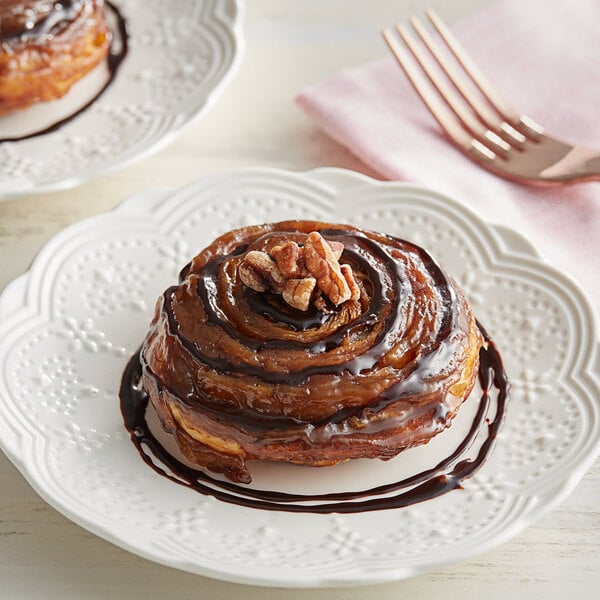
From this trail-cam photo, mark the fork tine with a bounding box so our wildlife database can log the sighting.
[381,28,498,164]
[408,16,526,148]
[395,22,511,157]
[425,8,544,140]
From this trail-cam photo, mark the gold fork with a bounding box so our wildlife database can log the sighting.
[382,9,600,185]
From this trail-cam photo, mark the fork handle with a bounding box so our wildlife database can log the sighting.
[542,146,600,183]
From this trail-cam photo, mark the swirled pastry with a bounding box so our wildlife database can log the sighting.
[0,0,112,115]
[140,221,484,483]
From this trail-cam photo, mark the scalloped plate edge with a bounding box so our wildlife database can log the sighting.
[0,167,599,587]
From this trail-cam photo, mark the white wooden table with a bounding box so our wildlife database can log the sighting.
[1,1,598,597]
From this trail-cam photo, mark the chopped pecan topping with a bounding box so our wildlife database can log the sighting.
[237,231,360,312]
[270,241,307,278]
[313,294,329,313]
[282,277,317,311]
[340,264,361,301]
[238,250,285,293]
[303,232,351,305]
[327,241,344,260]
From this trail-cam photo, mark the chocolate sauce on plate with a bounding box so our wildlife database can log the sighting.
[119,326,508,514]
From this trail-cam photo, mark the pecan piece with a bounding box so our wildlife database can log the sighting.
[238,250,285,293]
[282,277,317,311]
[271,241,305,278]
[303,232,351,305]
[340,264,360,301]
[313,293,329,313]
[328,241,344,260]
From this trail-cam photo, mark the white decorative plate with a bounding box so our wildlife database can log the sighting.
[0,168,598,587]
[0,0,244,199]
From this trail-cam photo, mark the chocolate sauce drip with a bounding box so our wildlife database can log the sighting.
[140,355,309,433]
[166,231,454,389]
[120,327,509,514]
[0,2,128,143]
[245,290,333,332]
[194,241,389,353]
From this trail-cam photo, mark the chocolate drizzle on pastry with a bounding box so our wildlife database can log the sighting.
[0,1,84,42]
[121,221,493,499]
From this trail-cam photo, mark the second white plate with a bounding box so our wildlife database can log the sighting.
[0,0,244,199]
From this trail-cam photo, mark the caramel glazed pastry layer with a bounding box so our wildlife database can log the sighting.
[0,0,112,115]
[139,221,484,484]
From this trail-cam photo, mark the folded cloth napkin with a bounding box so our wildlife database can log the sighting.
[297,0,600,314]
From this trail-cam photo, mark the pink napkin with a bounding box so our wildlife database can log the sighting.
[297,0,600,313]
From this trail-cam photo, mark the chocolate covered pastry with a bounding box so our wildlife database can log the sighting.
[132,221,484,484]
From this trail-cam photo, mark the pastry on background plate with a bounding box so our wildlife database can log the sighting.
[133,221,484,484]
[0,0,112,115]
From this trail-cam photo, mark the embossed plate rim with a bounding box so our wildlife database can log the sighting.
[0,167,598,587]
